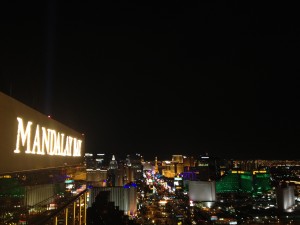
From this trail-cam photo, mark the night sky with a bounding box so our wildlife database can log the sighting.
[1,1,300,160]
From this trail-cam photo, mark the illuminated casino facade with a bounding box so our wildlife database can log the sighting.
[216,170,271,195]
[188,180,216,202]
[0,91,87,224]
[0,91,85,174]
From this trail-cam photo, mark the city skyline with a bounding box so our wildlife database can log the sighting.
[1,1,300,160]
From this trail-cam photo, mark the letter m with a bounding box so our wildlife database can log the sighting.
[14,117,32,153]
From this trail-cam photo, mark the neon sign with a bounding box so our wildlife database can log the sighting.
[14,117,82,157]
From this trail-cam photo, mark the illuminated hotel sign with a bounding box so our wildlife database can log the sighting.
[252,170,267,175]
[231,170,245,174]
[14,117,82,157]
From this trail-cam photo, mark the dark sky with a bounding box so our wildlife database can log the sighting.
[1,1,300,160]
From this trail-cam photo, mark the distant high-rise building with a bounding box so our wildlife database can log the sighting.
[109,155,118,170]
[194,154,225,181]
[216,170,271,194]
[162,161,176,178]
[142,161,154,171]
[85,153,95,170]
[172,155,183,163]
[125,155,131,167]
[182,155,195,168]
[107,155,127,187]
[276,183,296,212]
[188,180,216,204]
[195,154,217,181]
[129,157,143,181]
[253,170,271,195]
[95,153,106,169]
